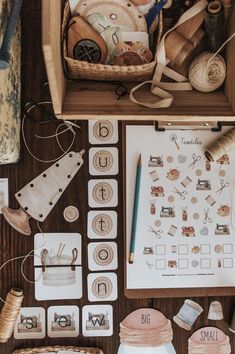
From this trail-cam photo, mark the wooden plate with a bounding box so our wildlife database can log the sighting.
[75,0,147,32]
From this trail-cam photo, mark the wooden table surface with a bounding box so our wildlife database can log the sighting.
[0,1,235,353]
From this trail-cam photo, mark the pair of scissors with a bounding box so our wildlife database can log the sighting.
[172,187,188,200]
[188,154,201,169]
[216,179,229,194]
[148,226,163,239]
[203,208,212,224]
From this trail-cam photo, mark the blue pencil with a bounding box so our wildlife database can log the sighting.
[129,154,142,264]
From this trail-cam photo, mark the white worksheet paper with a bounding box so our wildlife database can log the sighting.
[126,125,235,289]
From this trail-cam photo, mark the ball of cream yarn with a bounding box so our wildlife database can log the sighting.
[188,52,226,92]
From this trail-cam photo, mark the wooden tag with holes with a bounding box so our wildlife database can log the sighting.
[67,15,108,63]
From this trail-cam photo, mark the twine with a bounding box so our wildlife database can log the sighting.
[119,319,173,347]
[188,52,226,92]
[22,101,81,163]
[204,127,235,162]
[0,288,24,343]
[188,336,231,354]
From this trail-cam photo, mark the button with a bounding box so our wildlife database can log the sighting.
[74,39,101,63]
[63,206,79,222]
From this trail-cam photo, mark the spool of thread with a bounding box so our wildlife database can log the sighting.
[173,299,203,331]
[205,0,225,52]
[229,307,235,333]
[219,0,234,20]
[188,52,226,93]
[0,288,23,343]
[204,127,235,162]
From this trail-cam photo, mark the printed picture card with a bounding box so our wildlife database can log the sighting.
[0,178,8,213]
[14,307,45,339]
[82,305,113,337]
[88,179,118,208]
[87,272,118,302]
[89,120,119,145]
[89,147,119,176]
[47,306,79,338]
[34,233,83,300]
[88,242,118,271]
[87,210,117,239]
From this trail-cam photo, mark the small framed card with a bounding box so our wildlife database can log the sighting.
[87,210,117,239]
[88,242,118,271]
[47,306,79,338]
[87,272,118,302]
[89,120,118,145]
[0,178,8,213]
[88,179,118,208]
[82,305,113,337]
[89,147,119,176]
[14,307,45,339]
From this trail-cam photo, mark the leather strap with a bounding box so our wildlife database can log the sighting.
[130,0,208,109]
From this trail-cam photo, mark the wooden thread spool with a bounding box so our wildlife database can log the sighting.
[204,127,235,162]
[165,10,205,66]
[0,288,24,343]
[188,52,226,92]
[205,0,225,52]
[173,299,203,330]
[219,0,234,20]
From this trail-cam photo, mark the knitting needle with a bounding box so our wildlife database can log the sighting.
[129,154,142,264]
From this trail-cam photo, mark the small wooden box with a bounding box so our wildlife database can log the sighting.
[42,0,235,123]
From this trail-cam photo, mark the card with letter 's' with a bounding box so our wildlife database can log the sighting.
[14,307,45,339]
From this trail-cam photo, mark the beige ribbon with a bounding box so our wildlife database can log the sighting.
[119,319,173,347]
[130,0,208,108]
[188,336,231,354]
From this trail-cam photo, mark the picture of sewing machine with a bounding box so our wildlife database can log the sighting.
[86,312,110,331]
[215,224,230,235]
[51,312,76,331]
[18,315,42,333]
[196,179,211,191]
[216,154,230,165]
[148,155,163,167]
[143,247,154,255]
[182,226,195,237]
[168,260,177,268]
[160,206,175,218]
[151,186,164,197]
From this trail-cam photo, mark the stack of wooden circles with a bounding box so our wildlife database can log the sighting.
[118,308,176,354]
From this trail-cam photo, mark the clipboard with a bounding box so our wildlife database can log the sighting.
[123,120,235,298]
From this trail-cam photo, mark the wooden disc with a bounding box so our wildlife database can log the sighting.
[75,0,147,32]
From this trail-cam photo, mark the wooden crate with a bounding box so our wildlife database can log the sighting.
[42,0,235,122]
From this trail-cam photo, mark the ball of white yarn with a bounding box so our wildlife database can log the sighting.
[188,52,226,93]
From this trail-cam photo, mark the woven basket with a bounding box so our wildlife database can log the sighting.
[12,346,103,354]
[62,0,162,82]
